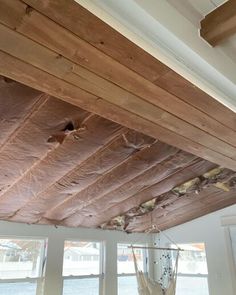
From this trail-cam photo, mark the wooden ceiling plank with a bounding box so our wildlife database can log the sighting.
[18,0,236,132]
[71,65,236,151]
[200,0,236,46]
[154,70,236,132]
[0,0,26,29]
[0,1,235,169]
[7,5,236,140]
[21,0,169,82]
[1,50,236,170]
[1,1,235,148]
[0,23,236,162]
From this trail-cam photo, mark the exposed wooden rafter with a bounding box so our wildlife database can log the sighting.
[200,0,236,46]
[0,0,236,170]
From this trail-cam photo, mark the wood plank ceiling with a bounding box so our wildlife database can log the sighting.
[0,0,236,171]
[0,0,236,232]
[0,77,236,232]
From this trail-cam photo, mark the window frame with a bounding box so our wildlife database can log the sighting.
[0,236,47,295]
[62,239,105,295]
[117,243,148,295]
[170,242,209,295]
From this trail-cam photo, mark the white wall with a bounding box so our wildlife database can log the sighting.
[0,221,152,295]
[156,204,236,295]
[2,204,236,295]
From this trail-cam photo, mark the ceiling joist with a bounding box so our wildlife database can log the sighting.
[200,0,236,46]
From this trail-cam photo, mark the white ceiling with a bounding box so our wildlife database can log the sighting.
[76,0,236,113]
[167,0,227,26]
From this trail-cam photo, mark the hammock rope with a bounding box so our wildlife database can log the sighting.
[132,246,179,295]
[131,224,180,295]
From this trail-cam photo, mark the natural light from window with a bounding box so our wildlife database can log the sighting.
[62,240,102,295]
[173,243,209,295]
[117,243,147,295]
[0,238,46,295]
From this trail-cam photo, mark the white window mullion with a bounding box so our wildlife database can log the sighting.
[43,236,64,295]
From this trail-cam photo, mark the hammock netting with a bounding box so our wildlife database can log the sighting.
[132,247,179,295]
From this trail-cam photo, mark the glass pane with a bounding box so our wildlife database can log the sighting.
[0,282,37,295]
[118,276,138,295]
[117,244,146,274]
[0,238,46,279]
[63,241,100,276]
[63,278,99,295]
[176,276,209,295]
[173,243,208,275]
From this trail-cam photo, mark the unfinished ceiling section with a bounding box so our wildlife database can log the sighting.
[0,77,236,232]
[0,0,236,232]
[1,0,236,172]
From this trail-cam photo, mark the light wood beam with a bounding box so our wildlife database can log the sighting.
[200,0,236,46]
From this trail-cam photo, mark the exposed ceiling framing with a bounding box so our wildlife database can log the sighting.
[1,77,235,232]
[200,0,236,46]
[0,0,236,171]
[0,0,236,232]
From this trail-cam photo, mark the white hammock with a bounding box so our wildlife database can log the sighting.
[132,247,179,295]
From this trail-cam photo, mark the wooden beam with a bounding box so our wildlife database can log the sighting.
[0,0,236,170]
[200,0,236,46]
[0,2,234,149]
[2,50,236,170]
[18,0,236,131]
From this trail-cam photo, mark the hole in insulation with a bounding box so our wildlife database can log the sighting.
[62,121,75,132]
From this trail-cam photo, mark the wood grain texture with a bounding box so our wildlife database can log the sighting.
[0,9,234,156]
[200,0,236,46]
[5,2,234,133]
[19,0,236,130]
[21,0,169,82]
[0,0,236,171]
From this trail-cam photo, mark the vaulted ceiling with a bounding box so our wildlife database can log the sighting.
[0,0,236,232]
[0,77,235,232]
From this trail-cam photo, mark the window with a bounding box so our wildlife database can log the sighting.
[0,238,46,295]
[173,243,209,295]
[62,241,103,295]
[117,244,147,295]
